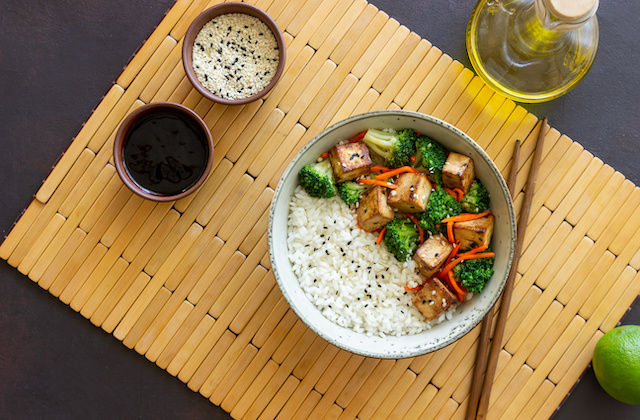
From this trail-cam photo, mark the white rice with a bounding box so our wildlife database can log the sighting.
[287,185,455,337]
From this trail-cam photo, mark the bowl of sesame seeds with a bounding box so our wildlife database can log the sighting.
[182,2,286,105]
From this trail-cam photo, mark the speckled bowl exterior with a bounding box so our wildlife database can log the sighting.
[182,2,286,105]
[269,110,517,359]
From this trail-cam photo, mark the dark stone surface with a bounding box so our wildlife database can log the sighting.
[0,0,638,418]
[0,1,228,418]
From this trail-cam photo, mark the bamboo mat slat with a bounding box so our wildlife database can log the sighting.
[3,0,640,418]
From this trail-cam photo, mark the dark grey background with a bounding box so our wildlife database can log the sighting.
[1,0,638,418]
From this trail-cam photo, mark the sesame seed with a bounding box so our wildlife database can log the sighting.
[192,13,279,99]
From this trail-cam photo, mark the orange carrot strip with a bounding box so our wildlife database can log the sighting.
[449,242,461,260]
[457,244,489,257]
[375,166,420,180]
[416,131,421,137]
[444,188,457,199]
[405,213,424,244]
[453,188,464,201]
[441,210,492,224]
[357,178,398,189]
[447,221,455,243]
[319,152,329,158]
[405,213,419,225]
[376,227,386,245]
[410,156,416,162]
[370,165,390,173]
[348,131,366,143]
[404,283,424,292]
[438,260,460,280]
[442,269,452,286]
[448,271,466,302]
[462,252,495,259]
[439,252,496,278]
[439,261,457,279]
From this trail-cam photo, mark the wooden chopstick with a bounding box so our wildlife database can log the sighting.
[466,138,521,419]
[467,118,548,419]
[505,139,522,198]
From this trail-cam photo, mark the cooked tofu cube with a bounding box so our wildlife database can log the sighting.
[387,172,431,213]
[413,233,453,278]
[442,152,475,194]
[329,141,372,182]
[357,185,395,231]
[412,277,457,321]
[454,214,494,251]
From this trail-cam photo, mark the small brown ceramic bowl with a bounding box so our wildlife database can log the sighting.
[113,102,214,202]
[182,2,286,105]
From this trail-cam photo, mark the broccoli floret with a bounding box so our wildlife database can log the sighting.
[298,159,337,198]
[453,253,495,293]
[413,136,446,189]
[426,169,444,189]
[337,181,368,205]
[416,188,461,234]
[460,180,490,213]
[362,128,417,168]
[383,218,420,262]
[414,136,447,173]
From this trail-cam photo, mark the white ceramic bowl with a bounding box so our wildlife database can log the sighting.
[269,110,516,359]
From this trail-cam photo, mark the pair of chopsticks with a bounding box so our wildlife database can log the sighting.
[466,118,548,419]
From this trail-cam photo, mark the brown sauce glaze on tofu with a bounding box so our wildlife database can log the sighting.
[357,185,395,231]
[412,277,457,321]
[413,233,453,278]
[453,214,494,251]
[387,172,431,213]
[329,141,372,182]
[442,152,475,194]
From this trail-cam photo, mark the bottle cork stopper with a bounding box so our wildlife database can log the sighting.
[547,0,597,20]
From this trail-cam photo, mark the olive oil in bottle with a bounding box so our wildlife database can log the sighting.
[466,0,599,103]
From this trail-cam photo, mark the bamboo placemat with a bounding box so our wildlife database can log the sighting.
[3,0,640,418]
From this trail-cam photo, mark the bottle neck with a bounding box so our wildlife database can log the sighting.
[535,0,598,32]
[513,0,596,52]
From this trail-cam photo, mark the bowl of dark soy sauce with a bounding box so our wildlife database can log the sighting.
[113,102,214,201]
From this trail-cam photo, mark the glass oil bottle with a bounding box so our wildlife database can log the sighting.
[466,0,599,103]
